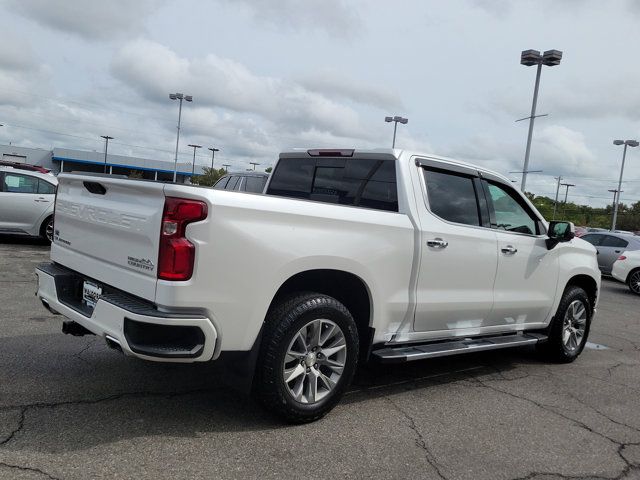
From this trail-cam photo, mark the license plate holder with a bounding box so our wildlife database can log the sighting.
[82,280,102,309]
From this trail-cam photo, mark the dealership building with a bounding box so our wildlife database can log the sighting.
[0,144,195,182]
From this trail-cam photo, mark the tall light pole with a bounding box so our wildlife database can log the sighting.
[222,164,231,172]
[169,93,193,182]
[519,49,562,192]
[208,147,219,170]
[552,175,563,220]
[249,162,260,171]
[560,182,575,219]
[188,144,201,176]
[100,135,114,174]
[384,116,408,148]
[608,189,622,210]
[611,139,639,231]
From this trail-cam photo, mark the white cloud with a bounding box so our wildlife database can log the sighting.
[217,0,361,38]
[298,70,404,111]
[111,39,377,140]
[6,0,165,40]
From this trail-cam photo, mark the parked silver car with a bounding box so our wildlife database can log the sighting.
[580,232,640,275]
[0,163,57,242]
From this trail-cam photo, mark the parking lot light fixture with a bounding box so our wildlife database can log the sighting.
[100,135,114,174]
[249,162,260,171]
[208,147,220,170]
[169,93,193,182]
[222,163,231,172]
[519,49,562,192]
[611,139,639,231]
[188,144,201,176]
[385,115,408,148]
[560,182,575,219]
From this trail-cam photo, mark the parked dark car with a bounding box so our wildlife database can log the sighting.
[580,232,640,275]
[213,172,268,193]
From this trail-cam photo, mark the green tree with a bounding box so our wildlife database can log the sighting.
[191,167,227,187]
[265,167,273,173]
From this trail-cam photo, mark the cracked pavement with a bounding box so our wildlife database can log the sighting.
[2,239,640,480]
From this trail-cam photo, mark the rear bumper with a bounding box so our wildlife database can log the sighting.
[36,262,218,363]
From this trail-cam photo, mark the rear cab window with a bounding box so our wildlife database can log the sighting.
[266,157,398,212]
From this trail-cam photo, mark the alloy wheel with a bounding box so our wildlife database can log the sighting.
[282,319,347,404]
[630,271,640,295]
[562,299,587,352]
[45,219,54,242]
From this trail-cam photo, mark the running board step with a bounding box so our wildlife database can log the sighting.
[372,333,547,363]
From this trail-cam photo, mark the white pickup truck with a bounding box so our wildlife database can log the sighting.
[36,148,601,422]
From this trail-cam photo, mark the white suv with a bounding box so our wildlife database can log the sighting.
[0,163,58,242]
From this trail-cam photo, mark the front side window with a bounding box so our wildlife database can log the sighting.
[267,158,398,212]
[213,176,230,190]
[581,234,604,246]
[423,169,480,226]
[485,182,538,235]
[3,173,39,193]
[226,176,240,190]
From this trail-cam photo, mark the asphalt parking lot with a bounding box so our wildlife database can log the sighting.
[1,239,640,480]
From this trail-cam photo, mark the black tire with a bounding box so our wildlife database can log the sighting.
[627,269,640,296]
[254,292,359,423]
[538,286,592,363]
[40,216,54,243]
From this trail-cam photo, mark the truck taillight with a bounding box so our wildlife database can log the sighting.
[158,197,208,281]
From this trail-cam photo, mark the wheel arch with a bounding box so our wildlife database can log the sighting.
[565,274,598,310]
[626,267,640,286]
[267,269,374,360]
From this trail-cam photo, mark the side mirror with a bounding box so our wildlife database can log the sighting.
[546,221,575,249]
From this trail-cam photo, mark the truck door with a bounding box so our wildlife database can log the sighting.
[482,179,559,328]
[413,160,498,334]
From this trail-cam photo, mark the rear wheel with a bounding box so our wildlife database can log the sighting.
[254,292,359,423]
[538,286,591,363]
[628,269,640,296]
[40,216,54,243]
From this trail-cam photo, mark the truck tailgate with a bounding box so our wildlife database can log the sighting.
[51,174,165,302]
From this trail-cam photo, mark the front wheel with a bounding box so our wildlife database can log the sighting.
[254,292,359,423]
[538,286,591,363]
[627,269,640,296]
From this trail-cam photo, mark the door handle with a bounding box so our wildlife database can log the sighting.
[615,250,621,253]
[427,238,448,249]
[501,245,518,255]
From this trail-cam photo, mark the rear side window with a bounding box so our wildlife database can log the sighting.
[423,169,480,226]
[245,176,267,193]
[267,158,398,212]
[38,179,56,194]
[3,173,39,193]
[601,236,629,248]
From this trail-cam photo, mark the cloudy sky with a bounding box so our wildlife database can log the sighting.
[1,0,639,206]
